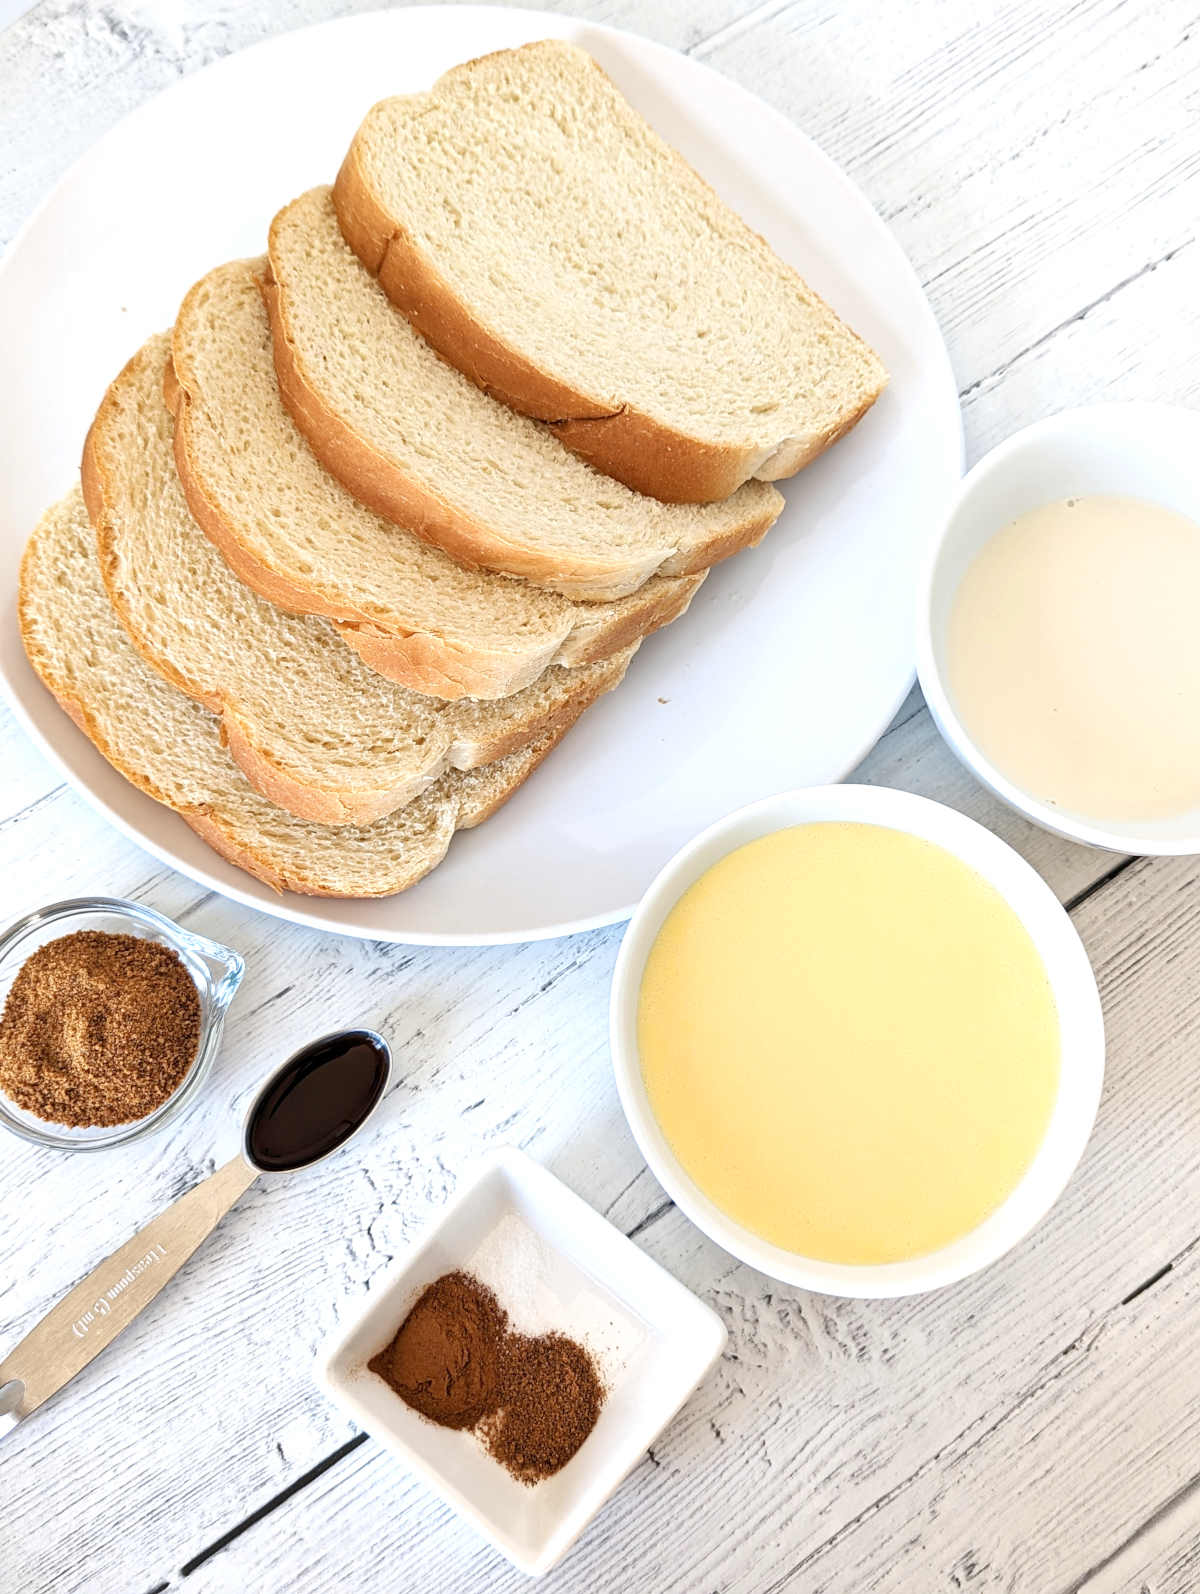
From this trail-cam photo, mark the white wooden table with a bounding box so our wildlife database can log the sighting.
[2,2,1199,1589]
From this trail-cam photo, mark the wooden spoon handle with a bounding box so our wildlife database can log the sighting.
[0,1156,258,1431]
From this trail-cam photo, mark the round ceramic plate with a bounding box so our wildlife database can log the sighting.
[0,6,962,945]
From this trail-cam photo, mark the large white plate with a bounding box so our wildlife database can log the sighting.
[0,6,961,945]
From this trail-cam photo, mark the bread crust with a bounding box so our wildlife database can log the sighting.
[263,250,645,599]
[19,509,594,899]
[332,65,887,506]
[218,644,626,827]
[337,564,702,693]
[335,150,761,505]
[168,329,534,699]
[173,332,700,695]
[84,339,631,826]
[18,529,296,893]
[265,206,783,598]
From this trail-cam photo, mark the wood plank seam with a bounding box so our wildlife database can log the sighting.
[0,783,66,832]
[1120,1261,1174,1307]
[171,888,219,923]
[764,1224,1200,1594]
[1063,856,1138,914]
[759,1324,1116,1594]
[626,1198,676,1240]
[145,1189,717,1580]
[958,237,1195,402]
[868,695,929,749]
[177,1433,370,1579]
[688,0,800,59]
[1066,1467,1200,1592]
[244,981,298,1021]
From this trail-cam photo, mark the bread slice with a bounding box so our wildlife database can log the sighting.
[81,333,632,827]
[170,258,704,696]
[333,41,888,505]
[20,489,577,898]
[263,188,783,599]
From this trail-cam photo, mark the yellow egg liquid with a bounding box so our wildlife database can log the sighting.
[637,823,1061,1264]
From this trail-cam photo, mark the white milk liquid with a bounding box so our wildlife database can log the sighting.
[947,494,1200,822]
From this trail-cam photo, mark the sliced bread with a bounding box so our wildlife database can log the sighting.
[20,490,575,898]
[263,188,784,599]
[170,259,704,696]
[81,333,632,827]
[333,41,888,504]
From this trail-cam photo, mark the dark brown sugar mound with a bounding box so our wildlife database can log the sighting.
[0,930,202,1127]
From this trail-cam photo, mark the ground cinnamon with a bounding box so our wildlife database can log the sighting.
[369,1271,507,1430]
[0,930,201,1127]
[369,1269,605,1485]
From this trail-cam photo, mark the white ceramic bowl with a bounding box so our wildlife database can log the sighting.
[316,1147,725,1577]
[610,785,1105,1298]
[918,401,1200,853]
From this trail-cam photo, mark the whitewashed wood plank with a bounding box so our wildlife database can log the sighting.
[177,1238,1200,1594]
[161,850,1200,1593]
[0,684,1118,936]
[0,0,775,249]
[0,699,65,827]
[704,0,1200,408]
[959,238,1200,460]
[0,0,1195,1590]
[1147,1540,1200,1594]
[778,1256,1200,1591]
[1072,1478,1200,1594]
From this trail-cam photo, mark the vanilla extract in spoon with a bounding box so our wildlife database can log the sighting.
[245,1031,390,1172]
[0,1028,390,1439]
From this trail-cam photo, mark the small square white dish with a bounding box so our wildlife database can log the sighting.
[315,1147,726,1577]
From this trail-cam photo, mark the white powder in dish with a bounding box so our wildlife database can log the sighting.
[466,1207,647,1391]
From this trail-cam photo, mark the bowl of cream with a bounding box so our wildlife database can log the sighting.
[609,786,1104,1297]
[918,402,1200,853]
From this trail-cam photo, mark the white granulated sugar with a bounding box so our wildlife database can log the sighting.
[466,1207,647,1391]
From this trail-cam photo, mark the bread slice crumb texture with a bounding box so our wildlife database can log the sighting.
[266,188,783,597]
[19,491,578,898]
[82,333,632,826]
[334,41,888,501]
[171,258,705,694]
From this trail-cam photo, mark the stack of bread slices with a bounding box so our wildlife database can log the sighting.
[19,41,886,899]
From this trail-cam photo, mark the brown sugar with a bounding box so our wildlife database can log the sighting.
[0,930,202,1127]
[369,1269,605,1485]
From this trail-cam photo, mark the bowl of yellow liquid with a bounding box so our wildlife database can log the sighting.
[610,786,1104,1297]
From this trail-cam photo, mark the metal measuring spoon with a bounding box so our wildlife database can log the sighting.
[0,1028,390,1439]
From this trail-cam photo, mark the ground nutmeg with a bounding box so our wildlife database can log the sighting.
[0,930,202,1127]
[369,1269,605,1485]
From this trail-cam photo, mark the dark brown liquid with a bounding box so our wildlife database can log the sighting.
[244,1030,389,1173]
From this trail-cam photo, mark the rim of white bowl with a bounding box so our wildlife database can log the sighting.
[916,400,1200,856]
[609,784,1105,1298]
